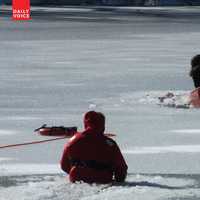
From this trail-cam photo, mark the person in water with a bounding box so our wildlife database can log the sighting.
[60,111,128,184]
[190,54,200,88]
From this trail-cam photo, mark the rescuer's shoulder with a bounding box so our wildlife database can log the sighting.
[68,132,82,144]
[105,136,117,147]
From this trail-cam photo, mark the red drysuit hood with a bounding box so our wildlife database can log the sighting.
[84,111,105,133]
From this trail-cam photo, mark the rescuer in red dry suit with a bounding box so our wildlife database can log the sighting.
[60,111,128,184]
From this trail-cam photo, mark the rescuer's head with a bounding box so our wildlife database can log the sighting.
[84,111,105,132]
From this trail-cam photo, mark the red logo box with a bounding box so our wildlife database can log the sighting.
[12,0,31,20]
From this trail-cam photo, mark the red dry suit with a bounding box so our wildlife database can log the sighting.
[60,111,128,184]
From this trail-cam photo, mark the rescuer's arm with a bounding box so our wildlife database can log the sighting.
[60,144,71,174]
[113,145,128,182]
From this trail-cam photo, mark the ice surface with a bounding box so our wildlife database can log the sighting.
[0,170,200,200]
[1,6,200,200]
[0,157,15,162]
[171,129,200,134]
[123,145,200,154]
[0,130,17,135]
[0,164,61,176]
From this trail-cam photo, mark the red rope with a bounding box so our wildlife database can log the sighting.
[0,136,68,149]
[0,133,115,150]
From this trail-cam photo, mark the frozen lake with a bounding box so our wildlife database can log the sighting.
[1,6,200,199]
